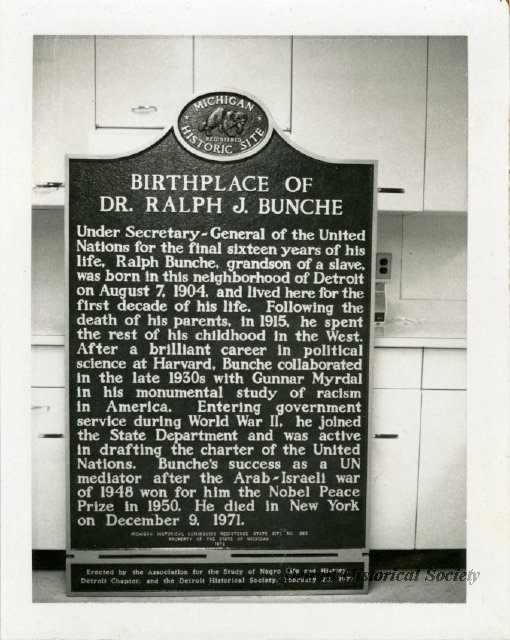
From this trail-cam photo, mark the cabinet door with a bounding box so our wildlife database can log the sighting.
[32,434,66,549]
[33,36,95,206]
[95,36,193,128]
[293,37,428,211]
[31,388,65,435]
[369,389,421,549]
[424,37,467,212]
[32,386,66,549]
[194,37,292,131]
[416,390,466,548]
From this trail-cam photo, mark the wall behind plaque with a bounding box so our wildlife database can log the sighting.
[377,213,467,326]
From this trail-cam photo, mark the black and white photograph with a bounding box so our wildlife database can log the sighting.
[1,1,509,639]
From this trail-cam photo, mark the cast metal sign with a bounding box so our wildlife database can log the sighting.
[176,91,270,159]
[66,91,377,596]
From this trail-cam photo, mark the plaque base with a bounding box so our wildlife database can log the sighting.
[66,551,369,596]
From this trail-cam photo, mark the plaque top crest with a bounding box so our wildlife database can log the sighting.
[176,91,271,161]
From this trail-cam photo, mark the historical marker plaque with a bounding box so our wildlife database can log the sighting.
[66,91,376,595]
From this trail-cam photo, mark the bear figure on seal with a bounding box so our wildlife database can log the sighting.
[198,107,248,138]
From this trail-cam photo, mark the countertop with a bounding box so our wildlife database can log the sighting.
[373,321,466,349]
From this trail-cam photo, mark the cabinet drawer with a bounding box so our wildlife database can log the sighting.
[32,345,65,387]
[422,348,466,389]
[31,388,65,435]
[372,348,422,389]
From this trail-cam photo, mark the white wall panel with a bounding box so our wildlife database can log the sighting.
[401,214,467,300]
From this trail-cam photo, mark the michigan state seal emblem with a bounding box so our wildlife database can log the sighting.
[176,91,271,161]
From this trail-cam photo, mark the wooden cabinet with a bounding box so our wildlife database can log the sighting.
[95,36,193,129]
[424,37,468,212]
[95,36,291,130]
[33,36,466,213]
[415,391,466,548]
[194,37,292,131]
[369,388,422,549]
[370,347,466,550]
[33,36,94,206]
[32,387,66,549]
[292,37,428,212]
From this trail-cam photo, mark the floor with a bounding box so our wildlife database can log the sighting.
[33,569,466,603]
